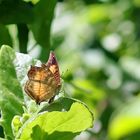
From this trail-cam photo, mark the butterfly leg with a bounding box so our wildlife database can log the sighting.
[48,95,55,104]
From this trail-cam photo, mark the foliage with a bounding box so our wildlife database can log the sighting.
[0,45,93,140]
[0,0,57,60]
[109,97,140,140]
[0,45,24,140]
[1,0,140,140]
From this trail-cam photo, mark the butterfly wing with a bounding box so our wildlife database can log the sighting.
[25,65,58,104]
[46,51,61,87]
[25,51,61,104]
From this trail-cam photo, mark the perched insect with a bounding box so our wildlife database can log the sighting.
[24,51,61,104]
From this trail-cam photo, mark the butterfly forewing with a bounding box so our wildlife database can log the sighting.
[46,51,61,86]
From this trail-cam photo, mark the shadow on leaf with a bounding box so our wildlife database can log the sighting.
[31,125,79,140]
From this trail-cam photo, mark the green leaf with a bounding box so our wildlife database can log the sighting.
[0,0,34,24]
[0,138,5,140]
[71,79,106,110]
[39,97,77,112]
[0,45,24,139]
[0,46,94,139]
[18,100,93,140]
[23,0,40,5]
[17,24,29,53]
[108,97,140,140]
[29,0,57,60]
[0,25,12,47]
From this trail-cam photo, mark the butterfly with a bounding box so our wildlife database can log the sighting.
[24,51,61,104]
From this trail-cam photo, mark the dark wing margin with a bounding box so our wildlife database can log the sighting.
[46,51,61,86]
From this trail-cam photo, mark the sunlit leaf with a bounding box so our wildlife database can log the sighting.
[0,45,24,139]
[108,97,140,140]
[17,101,94,140]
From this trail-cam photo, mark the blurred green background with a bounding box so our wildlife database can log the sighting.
[1,0,140,139]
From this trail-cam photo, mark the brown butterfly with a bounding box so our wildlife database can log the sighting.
[24,51,61,104]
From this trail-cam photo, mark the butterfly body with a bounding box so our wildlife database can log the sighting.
[24,52,61,104]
